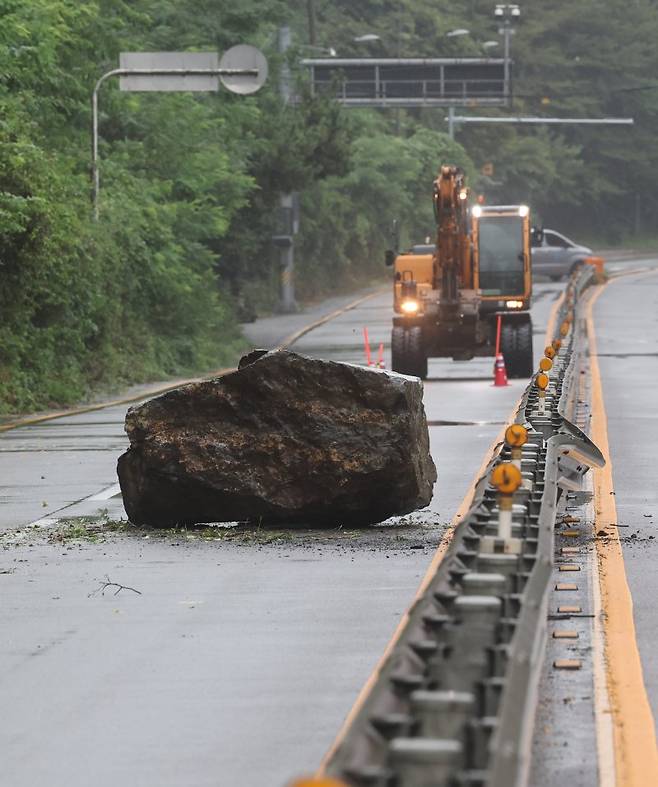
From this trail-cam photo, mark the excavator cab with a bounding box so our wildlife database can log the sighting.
[472,204,533,376]
[472,204,531,306]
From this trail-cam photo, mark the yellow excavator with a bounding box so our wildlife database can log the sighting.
[386,166,533,379]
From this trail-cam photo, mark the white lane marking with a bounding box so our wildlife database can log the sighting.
[28,517,60,529]
[587,475,616,787]
[87,482,122,501]
[15,483,124,533]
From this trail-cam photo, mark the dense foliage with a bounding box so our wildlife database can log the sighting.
[1,0,656,412]
[299,0,658,239]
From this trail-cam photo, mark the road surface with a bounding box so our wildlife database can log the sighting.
[593,264,658,716]
[1,259,656,786]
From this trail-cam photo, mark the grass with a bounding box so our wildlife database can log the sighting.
[0,511,447,551]
[49,514,133,544]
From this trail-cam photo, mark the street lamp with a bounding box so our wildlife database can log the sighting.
[494,4,520,104]
[354,34,381,43]
[494,3,520,16]
[446,29,470,37]
[482,40,500,49]
[298,44,337,56]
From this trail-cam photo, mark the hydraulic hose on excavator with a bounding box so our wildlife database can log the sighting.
[432,165,472,309]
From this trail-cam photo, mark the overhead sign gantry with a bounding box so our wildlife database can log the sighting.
[300,58,507,107]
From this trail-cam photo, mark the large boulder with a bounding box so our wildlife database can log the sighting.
[117,350,436,527]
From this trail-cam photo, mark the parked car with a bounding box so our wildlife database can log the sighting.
[531,228,592,281]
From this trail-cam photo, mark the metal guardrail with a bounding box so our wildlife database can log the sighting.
[322,266,604,787]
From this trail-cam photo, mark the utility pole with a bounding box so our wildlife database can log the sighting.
[306,0,317,46]
[276,25,299,313]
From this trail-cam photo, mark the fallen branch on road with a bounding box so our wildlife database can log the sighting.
[89,575,142,597]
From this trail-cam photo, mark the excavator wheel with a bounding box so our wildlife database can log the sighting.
[500,318,534,378]
[407,326,428,379]
[391,326,428,379]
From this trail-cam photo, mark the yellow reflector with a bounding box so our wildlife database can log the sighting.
[552,338,562,351]
[536,372,549,390]
[491,462,523,494]
[539,357,553,372]
[289,780,349,787]
[560,320,570,337]
[544,346,556,359]
[505,423,528,447]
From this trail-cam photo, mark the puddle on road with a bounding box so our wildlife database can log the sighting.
[425,376,494,383]
[427,419,505,427]
[0,446,126,453]
[595,352,658,359]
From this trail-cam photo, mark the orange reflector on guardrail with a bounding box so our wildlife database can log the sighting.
[505,423,528,448]
[491,462,523,495]
[536,372,549,391]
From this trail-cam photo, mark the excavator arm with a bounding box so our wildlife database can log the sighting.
[432,165,473,302]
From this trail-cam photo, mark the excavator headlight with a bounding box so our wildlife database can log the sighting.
[505,300,524,309]
[401,299,420,315]
[471,205,482,218]
[518,205,529,217]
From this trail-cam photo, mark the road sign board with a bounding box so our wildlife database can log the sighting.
[119,52,219,92]
[301,58,507,107]
[219,45,268,94]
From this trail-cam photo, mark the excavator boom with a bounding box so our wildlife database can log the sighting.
[432,165,472,301]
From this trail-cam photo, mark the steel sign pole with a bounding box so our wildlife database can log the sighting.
[495,4,520,105]
[447,106,456,139]
[90,65,260,219]
[503,19,510,103]
[91,78,101,221]
[446,116,634,125]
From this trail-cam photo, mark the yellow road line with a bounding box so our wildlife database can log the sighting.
[0,289,384,435]
[0,374,230,434]
[317,290,565,772]
[587,277,658,785]
[274,289,385,351]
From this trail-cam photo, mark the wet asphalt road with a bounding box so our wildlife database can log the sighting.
[593,262,658,717]
[0,263,652,786]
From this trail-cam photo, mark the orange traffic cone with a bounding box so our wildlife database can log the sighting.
[493,353,508,387]
[377,342,385,369]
